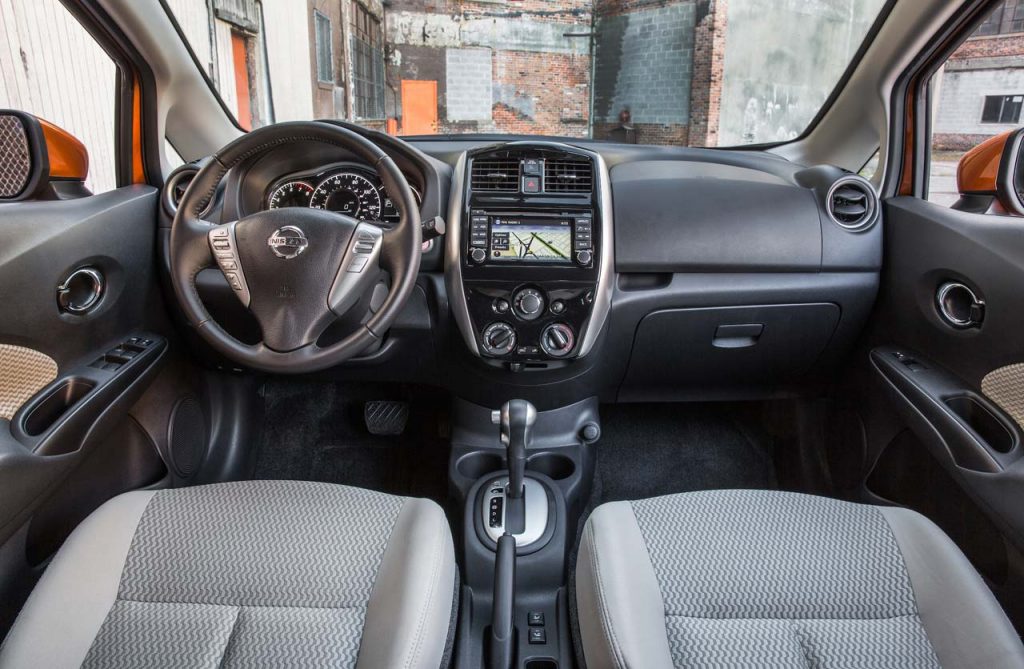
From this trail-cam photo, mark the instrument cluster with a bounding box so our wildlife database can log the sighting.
[265,164,421,224]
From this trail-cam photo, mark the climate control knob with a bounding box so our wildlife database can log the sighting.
[481,322,517,356]
[513,288,545,321]
[540,323,575,358]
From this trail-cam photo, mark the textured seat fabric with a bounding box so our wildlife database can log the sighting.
[0,480,457,669]
[575,489,1024,669]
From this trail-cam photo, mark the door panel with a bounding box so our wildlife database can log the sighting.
[866,196,1024,542]
[0,185,166,543]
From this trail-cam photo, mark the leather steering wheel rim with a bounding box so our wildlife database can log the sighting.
[169,121,422,374]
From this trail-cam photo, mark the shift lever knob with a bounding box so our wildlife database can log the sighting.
[498,399,536,499]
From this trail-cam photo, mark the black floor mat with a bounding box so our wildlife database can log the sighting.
[253,381,450,504]
[593,403,777,504]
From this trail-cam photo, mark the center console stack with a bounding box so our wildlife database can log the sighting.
[446,143,613,368]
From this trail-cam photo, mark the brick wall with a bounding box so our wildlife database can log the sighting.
[952,34,1024,61]
[688,0,726,147]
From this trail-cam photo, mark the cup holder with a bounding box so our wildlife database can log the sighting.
[527,453,576,481]
[456,451,504,480]
[23,378,95,437]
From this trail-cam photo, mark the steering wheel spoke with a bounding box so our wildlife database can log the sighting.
[328,221,384,317]
[206,221,251,308]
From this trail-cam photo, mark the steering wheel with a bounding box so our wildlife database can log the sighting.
[169,122,422,373]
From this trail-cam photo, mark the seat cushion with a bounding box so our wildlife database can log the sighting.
[575,489,1024,669]
[0,480,457,669]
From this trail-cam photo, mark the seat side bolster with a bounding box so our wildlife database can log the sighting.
[357,497,457,669]
[0,490,156,669]
[880,506,1024,669]
[575,501,674,669]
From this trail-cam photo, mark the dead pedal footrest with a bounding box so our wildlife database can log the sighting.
[364,400,409,436]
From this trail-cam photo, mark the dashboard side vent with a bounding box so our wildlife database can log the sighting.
[545,157,593,193]
[827,176,877,230]
[471,158,519,192]
[163,165,200,216]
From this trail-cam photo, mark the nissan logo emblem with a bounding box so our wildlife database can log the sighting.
[268,226,308,259]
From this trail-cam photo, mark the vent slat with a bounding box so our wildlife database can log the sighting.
[828,179,876,229]
[544,158,593,193]
[471,158,519,192]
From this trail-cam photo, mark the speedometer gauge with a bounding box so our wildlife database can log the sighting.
[268,181,314,209]
[310,172,382,220]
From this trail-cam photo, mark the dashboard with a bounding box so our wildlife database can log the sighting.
[162,129,883,408]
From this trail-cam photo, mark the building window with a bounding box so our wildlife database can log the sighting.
[314,10,333,84]
[350,1,385,119]
[973,1,1024,36]
[981,94,1024,123]
[976,3,1005,36]
[1011,2,1024,33]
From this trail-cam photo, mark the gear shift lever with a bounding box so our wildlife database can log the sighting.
[499,399,536,498]
[492,399,536,535]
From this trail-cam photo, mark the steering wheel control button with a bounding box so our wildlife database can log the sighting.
[493,298,510,314]
[550,299,566,315]
[328,222,386,317]
[208,222,250,307]
[469,247,487,264]
[540,323,575,358]
[347,256,370,273]
[513,288,545,321]
[482,322,517,356]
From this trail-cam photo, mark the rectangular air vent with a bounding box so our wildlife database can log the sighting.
[544,158,593,193]
[471,158,519,192]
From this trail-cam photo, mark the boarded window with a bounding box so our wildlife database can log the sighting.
[314,11,333,84]
[350,2,384,119]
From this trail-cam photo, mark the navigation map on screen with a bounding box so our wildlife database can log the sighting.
[489,219,572,263]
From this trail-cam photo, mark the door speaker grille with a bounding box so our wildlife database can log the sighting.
[167,396,207,478]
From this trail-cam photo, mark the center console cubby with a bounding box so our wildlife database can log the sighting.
[449,397,599,669]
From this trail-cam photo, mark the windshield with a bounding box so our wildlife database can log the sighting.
[164,0,887,147]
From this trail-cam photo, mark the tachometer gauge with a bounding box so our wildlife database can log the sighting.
[310,172,383,220]
[268,181,314,209]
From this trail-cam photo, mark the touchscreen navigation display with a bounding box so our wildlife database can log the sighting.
[489,218,573,263]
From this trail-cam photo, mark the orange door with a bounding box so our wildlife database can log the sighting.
[231,32,252,130]
[401,80,438,135]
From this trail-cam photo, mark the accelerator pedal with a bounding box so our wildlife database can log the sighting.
[364,400,409,436]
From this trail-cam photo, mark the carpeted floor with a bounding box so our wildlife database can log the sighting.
[253,380,450,504]
[592,402,777,505]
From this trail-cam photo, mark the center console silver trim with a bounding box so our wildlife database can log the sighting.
[481,476,550,548]
[444,142,615,359]
[444,152,480,355]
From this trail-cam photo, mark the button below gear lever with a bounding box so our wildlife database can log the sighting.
[492,399,536,535]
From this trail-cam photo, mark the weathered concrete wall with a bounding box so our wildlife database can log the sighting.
[385,1,592,136]
[717,0,886,145]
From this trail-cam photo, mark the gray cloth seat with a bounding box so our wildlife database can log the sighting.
[0,480,457,668]
[575,489,1024,669]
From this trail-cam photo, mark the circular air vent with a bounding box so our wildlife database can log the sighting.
[826,176,878,230]
[162,165,203,217]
